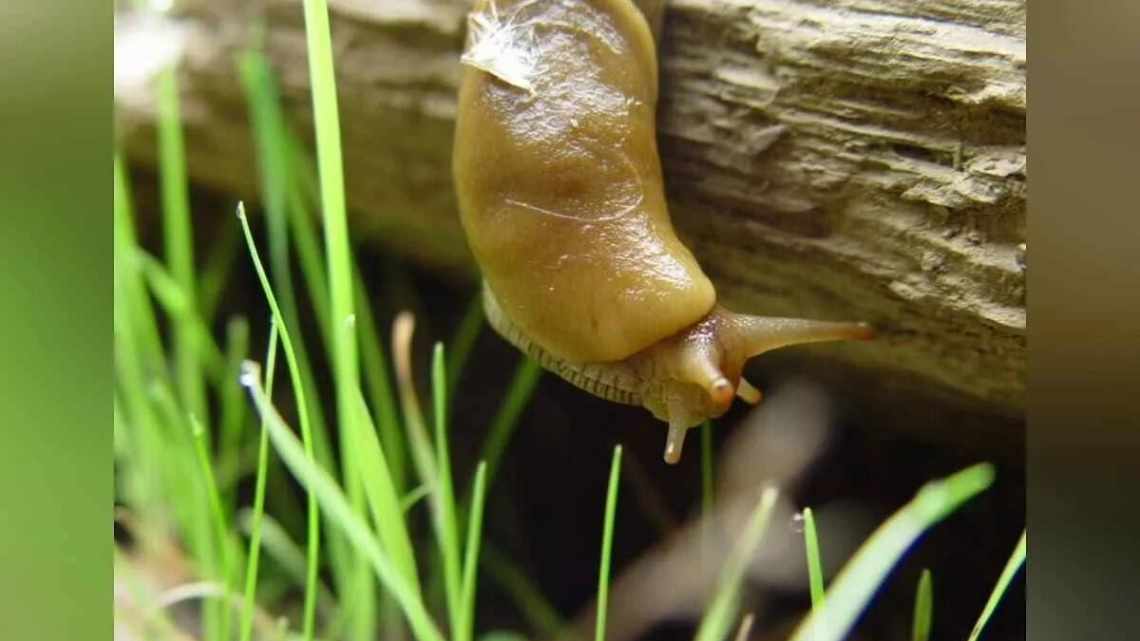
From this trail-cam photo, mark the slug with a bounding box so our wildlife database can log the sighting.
[452,0,873,463]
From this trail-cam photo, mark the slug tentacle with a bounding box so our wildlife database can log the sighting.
[664,419,688,464]
[736,377,763,405]
[727,314,876,358]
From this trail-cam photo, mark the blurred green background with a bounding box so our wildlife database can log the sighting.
[0,1,110,640]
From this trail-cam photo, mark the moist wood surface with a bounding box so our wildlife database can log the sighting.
[115,0,1026,428]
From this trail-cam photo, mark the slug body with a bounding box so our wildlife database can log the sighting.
[453,0,872,463]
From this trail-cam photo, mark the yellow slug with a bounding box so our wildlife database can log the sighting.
[453,0,873,463]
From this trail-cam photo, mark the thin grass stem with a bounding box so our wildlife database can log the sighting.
[912,568,933,641]
[966,530,1026,641]
[458,462,489,641]
[447,293,485,398]
[239,321,280,641]
[481,357,542,489]
[156,66,208,425]
[803,507,825,611]
[595,445,623,641]
[431,342,463,635]
[694,488,780,641]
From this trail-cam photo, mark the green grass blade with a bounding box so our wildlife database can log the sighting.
[238,203,322,640]
[402,484,431,512]
[297,0,352,342]
[595,445,623,641]
[701,422,714,515]
[241,362,447,641]
[239,321,279,641]
[236,510,337,616]
[482,546,564,638]
[350,390,422,593]
[147,383,219,570]
[156,66,208,423]
[788,463,996,641]
[114,154,168,519]
[432,342,463,635]
[131,248,226,376]
[219,317,250,502]
[967,530,1026,641]
[447,292,485,398]
[803,507,825,610]
[354,273,407,492]
[459,462,489,641]
[113,393,129,463]
[197,219,242,323]
[733,613,755,641]
[693,487,780,641]
[481,357,542,488]
[113,153,165,373]
[285,169,332,345]
[912,568,933,641]
[296,0,363,633]
[237,53,320,437]
[156,66,194,295]
[189,413,237,641]
[297,0,357,474]
[113,348,164,537]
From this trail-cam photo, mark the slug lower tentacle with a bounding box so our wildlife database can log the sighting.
[454,0,874,464]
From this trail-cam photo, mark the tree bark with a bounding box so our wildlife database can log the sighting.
[115,0,1026,423]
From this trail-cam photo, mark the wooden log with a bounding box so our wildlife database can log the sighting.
[114,0,1025,425]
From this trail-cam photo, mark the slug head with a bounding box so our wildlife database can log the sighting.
[632,306,874,464]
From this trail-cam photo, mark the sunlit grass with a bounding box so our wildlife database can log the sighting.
[432,343,464,637]
[967,530,1027,641]
[239,322,279,641]
[803,507,825,611]
[912,568,933,641]
[297,0,362,636]
[595,445,623,641]
[156,66,207,424]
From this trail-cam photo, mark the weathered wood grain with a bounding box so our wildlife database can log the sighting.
[114,0,1026,421]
